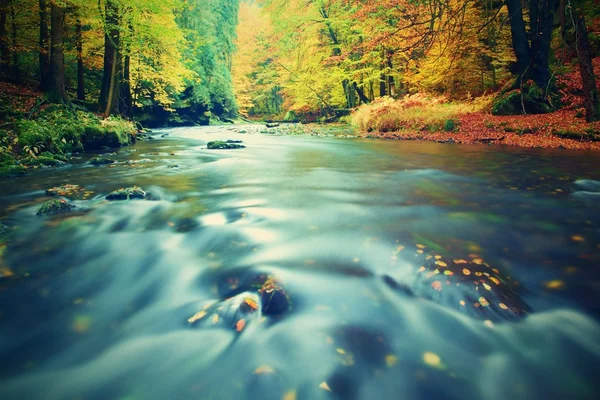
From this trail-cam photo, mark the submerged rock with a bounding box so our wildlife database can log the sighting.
[89,157,116,165]
[207,140,246,150]
[36,199,76,216]
[106,186,146,201]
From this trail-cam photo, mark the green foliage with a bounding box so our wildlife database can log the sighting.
[443,119,457,132]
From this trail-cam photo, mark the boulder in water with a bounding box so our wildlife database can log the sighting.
[89,157,116,165]
[106,186,146,201]
[36,199,76,216]
[259,277,290,315]
[207,140,245,149]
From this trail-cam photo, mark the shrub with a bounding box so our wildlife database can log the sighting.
[351,94,480,133]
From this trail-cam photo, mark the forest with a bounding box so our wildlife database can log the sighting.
[0,0,599,166]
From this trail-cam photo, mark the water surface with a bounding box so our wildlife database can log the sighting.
[1,126,599,400]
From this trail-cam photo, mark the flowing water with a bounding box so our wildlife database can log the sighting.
[1,125,599,400]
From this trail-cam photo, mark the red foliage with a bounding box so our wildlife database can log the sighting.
[365,109,600,150]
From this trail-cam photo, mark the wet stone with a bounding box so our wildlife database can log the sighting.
[106,186,146,201]
[36,199,76,216]
[45,184,83,197]
[259,278,290,315]
[89,157,116,165]
[207,140,246,149]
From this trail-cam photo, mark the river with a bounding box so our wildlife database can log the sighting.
[1,125,599,400]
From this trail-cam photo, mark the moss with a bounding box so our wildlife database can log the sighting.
[207,140,246,149]
[36,199,76,216]
[492,86,556,116]
[0,165,27,178]
[106,186,146,200]
[22,155,65,166]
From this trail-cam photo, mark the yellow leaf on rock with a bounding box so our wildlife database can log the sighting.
[416,244,425,249]
[571,235,585,242]
[319,382,332,392]
[444,270,454,276]
[453,259,468,264]
[462,268,471,275]
[435,261,447,267]
[499,303,508,310]
[478,297,490,307]
[489,277,500,285]
[482,283,491,291]
[212,314,219,324]
[435,255,442,260]
[459,300,466,306]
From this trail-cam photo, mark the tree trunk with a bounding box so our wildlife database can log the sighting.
[39,0,50,90]
[119,20,133,117]
[575,16,600,122]
[505,0,531,85]
[9,0,18,81]
[120,53,133,117]
[48,3,68,103]
[100,0,119,114]
[76,17,85,100]
[353,82,370,104]
[529,0,558,90]
[386,51,395,97]
[0,0,8,77]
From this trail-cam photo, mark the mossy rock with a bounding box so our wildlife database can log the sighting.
[45,184,83,197]
[89,157,116,165]
[36,199,76,216]
[23,155,65,166]
[0,165,27,178]
[492,88,554,116]
[207,140,246,149]
[106,186,146,201]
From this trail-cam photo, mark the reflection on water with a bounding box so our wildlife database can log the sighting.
[1,126,599,400]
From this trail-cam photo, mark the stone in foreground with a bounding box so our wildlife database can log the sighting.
[207,140,246,150]
[106,186,146,201]
[37,199,76,216]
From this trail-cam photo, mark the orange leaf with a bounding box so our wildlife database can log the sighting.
[236,319,246,332]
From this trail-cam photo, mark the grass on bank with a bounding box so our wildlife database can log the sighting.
[351,94,491,133]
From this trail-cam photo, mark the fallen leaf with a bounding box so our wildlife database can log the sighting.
[319,381,332,392]
[478,296,490,307]
[212,314,219,324]
[188,310,207,323]
[254,365,275,374]
[245,298,258,310]
[236,319,246,332]
[435,261,447,267]
[499,303,508,310]
[544,280,565,290]
[423,352,442,368]
[462,268,471,275]
[283,390,297,400]
[571,235,585,242]
[385,354,398,367]
[453,259,468,264]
